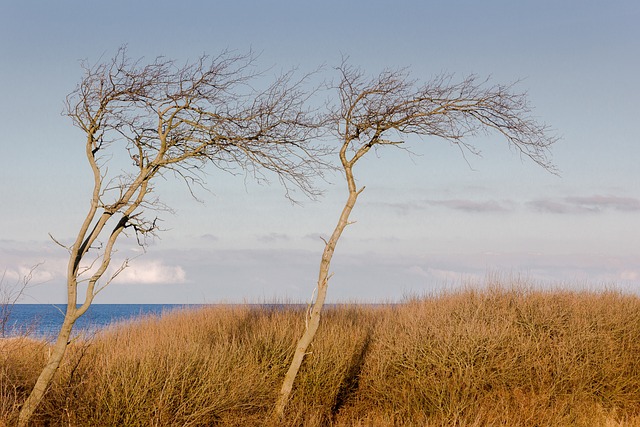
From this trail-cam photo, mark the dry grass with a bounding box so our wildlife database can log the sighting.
[339,285,640,426]
[2,283,640,426]
[0,337,50,427]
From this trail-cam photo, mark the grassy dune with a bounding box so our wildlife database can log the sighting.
[2,285,640,426]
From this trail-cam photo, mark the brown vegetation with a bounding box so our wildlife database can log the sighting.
[2,284,640,426]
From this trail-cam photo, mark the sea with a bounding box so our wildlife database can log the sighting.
[1,304,197,340]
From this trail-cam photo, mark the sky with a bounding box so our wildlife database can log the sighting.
[1,1,639,304]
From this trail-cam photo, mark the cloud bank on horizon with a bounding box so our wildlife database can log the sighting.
[1,1,639,303]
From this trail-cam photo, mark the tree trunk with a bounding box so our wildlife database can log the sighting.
[274,179,361,418]
[17,310,77,426]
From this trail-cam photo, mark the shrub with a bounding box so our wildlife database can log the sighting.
[3,283,640,426]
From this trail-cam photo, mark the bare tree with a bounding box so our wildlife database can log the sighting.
[17,47,326,426]
[274,61,558,417]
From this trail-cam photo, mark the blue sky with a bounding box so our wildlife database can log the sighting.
[1,1,639,303]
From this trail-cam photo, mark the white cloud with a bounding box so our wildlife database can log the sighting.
[0,242,67,289]
[113,260,187,285]
[527,195,640,214]
[406,265,472,282]
[619,270,639,281]
[4,238,640,303]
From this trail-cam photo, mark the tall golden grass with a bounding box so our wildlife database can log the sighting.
[2,283,640,426]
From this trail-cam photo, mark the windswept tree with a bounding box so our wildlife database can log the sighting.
[18,47,326,426]
[275,61,558,416]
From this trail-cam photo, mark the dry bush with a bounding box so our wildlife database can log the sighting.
[281,305,378,426]
[3,283,640,426]
[338,285,640,426]
[56,305,305,426]
[0,338,49,426]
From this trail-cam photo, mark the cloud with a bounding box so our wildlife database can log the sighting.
[199,233,219,242]
[372,199,514,214]
[113,260,187,285]
[565,195,640,212]
[619,270,639,281]
[527,199,575,214]
[407,265,482,283]
[379,194,640,216]
[0,264,60,290]
[528,195,640,214]
[256,233,291,243]
[303,233,327,242]
[4,239,640,304]
[425,199,513,213]
[369,201,423,215]
[0,241,68,287]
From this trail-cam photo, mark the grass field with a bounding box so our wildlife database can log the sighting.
[2,283,640,426]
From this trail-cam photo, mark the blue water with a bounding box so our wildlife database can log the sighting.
[2,304,197,339]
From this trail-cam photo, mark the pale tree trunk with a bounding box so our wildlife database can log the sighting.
[17,191,123,426]
[274,161,362,418]
[17,275,100,427]
[17,224,123,426]
[17,308,78,426]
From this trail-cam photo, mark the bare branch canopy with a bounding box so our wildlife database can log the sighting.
[18,47,328,426]
[275,60,558,417]
[67,47,328,200]
[333,61,557,173]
